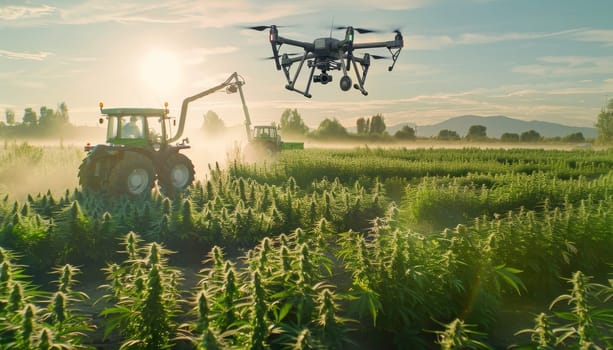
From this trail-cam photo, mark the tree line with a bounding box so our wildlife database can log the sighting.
[2,102,72,137]
[202,106,611,144]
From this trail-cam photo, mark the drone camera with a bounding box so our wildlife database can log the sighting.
[314,73,332,84]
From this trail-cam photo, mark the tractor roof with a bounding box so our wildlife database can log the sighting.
[101,108,168,117]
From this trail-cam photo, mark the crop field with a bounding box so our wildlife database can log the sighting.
[0,142,612,349]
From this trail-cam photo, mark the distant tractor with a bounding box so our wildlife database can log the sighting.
[79,72,247,197]
[248,125,304,156]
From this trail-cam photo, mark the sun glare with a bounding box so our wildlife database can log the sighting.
[139,50,182,94]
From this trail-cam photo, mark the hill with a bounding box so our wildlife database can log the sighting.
[393,115,597,139]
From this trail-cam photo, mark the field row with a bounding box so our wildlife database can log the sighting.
[0,146,612,348]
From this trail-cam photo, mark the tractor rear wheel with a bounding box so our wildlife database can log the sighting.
[158,153,195,196]
[78,158,101,191]
[108,152,155,196]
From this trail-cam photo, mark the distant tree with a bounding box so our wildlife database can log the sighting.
[356,117,367,134]
[313,118,348,138]
[38,106,57,128]
[5,109,15,125]
[202,110,225,135]
[465,125,487,141]
[500,132,519,142]
[57,102,69,123]
[22,107,38,125]
[562,132,585,143]
[437,129,460,140]
[520,129,541,142]
[595,98,613,144]
[394,125,416,140]
[279,108,308,135]
[369,114,386,134]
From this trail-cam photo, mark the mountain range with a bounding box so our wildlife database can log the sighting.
[381,115,597,139]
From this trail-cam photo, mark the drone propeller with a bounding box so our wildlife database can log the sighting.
[334,26,379,34]
[245,25,290,31]
[371,54,390,60]
[261,52,302,60]
[247,25,271,31]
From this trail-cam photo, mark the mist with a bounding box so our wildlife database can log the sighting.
[183,126,250,181]
[0,139,83,201]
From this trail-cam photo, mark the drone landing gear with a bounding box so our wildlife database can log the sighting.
[285,84,312,98]
[349,54,371,96]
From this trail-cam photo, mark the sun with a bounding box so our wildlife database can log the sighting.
[139,50,183,93]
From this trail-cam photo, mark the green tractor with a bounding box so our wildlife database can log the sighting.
[79,72,247,197]
[248,125,304,156]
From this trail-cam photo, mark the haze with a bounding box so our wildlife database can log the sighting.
[1,0,612,131]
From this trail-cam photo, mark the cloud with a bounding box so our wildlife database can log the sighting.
[350,0,433,10]
[403,29,584,51]
[13,80,46,89]
[0,5,56,20]
[55,0,316,27]
[35,0,432,27]
[0,49,52,60]
[571,29,613,47]
[513,55,613,76]
[183,46,240,65]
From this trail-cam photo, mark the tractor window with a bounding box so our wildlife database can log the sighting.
[148,117,164,144]
[121,116,144,139]
[106,116,119,141]
[256,127,275,138]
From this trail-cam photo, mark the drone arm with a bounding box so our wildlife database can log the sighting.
[353,40,403,71]
[270,35,314,71]
[352,40,400,50]
[349,56,370,96]
[276,36,315,51]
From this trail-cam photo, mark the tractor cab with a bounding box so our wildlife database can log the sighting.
[253,125,280,143]
[99,105,169,148]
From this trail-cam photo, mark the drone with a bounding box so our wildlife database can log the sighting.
[248,25,403,98]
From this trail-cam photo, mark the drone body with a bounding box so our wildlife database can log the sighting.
[250,25,403,98]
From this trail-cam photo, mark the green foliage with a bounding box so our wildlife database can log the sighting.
[369,114,386,134]
[201,110,225,136]
[0,248,93,349]
[501,132,520,142]
[433,318,492,350]
[394,125,416,140]
[466,125,487,141]
[438,129,461,140]
[311,118,348,138]
[23,107,38,125]
[595,99,613,144]
[521,130,542,142]
[356,117,367,134]
[280,108,309,135]
[0,146,612,349]
[99,233,181,349]
[5,109,15,126]
[563,132,586,143]
[515,270,613,349]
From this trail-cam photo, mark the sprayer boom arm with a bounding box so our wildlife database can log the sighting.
[168,72,251,143]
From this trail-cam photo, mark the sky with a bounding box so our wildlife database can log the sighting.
[1,0,612,132]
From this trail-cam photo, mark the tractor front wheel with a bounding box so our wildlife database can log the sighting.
[158,153,195,196]
[108,152,155,197]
